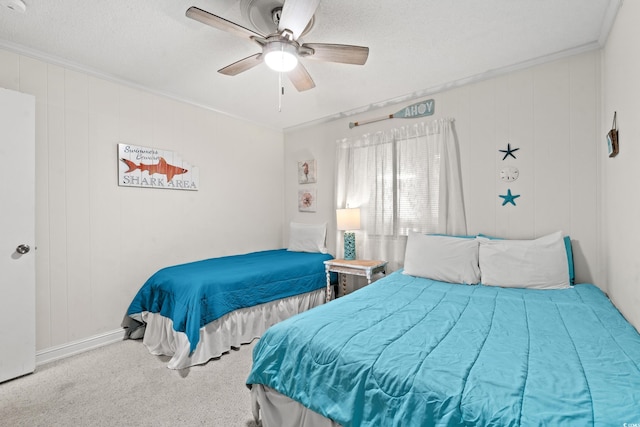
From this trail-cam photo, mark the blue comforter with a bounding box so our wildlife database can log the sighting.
[125,249,333,352]
[247,270,640,426]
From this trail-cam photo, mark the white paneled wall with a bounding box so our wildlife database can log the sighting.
[0,45,611,354]
[285,50,600,287]
[0,48,285,354]
[601,0,640,330]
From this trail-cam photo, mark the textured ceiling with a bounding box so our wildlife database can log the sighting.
[0,0,619,130]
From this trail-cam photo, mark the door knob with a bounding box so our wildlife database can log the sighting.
[16,244,30,254]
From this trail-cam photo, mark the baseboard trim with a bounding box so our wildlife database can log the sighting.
[36,329,125,366]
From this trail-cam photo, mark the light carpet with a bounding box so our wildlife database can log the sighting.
[0,339,260,426]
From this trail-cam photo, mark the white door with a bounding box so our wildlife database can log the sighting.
[0,88,36,383]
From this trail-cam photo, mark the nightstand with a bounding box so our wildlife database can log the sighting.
[324,259,387,302]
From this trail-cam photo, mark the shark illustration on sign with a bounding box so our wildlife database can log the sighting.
[121,157,188,182]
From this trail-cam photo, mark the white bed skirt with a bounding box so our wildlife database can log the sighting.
[139,288,325,369]
[251,384,341,427]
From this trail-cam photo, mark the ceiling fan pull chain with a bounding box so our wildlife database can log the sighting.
[278,72,281,112]
[278,71,283,112]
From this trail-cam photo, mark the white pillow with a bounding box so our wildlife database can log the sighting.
[287,222,327,253]
[403,231,480,285]
[477,231,570,289]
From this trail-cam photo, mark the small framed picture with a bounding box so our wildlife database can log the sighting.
[298,159,317,184]
[607,112,619,158]
[607,129,619,158]
[298,188,316,212]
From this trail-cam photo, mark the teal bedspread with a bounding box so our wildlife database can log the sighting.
[125,249,333,352]
[247,270,640,426]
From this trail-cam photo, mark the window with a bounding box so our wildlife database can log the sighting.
[335,118,465,270]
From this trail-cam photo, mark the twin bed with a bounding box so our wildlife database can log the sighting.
[246,232,640,426]
[122,223,333,369]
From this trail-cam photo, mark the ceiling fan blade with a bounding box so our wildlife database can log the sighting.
[218,53,263,76]
[186,6,264,41]
[288,62,316,91]
[278,0,320,40]
[303,43,369,65]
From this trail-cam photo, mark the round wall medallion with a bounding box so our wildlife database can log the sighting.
[500,165,519,182]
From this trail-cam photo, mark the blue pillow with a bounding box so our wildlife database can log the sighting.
[476,233,575,285]
[563,236,575,285]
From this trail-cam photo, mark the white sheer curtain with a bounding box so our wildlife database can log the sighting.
[335,118,467,271]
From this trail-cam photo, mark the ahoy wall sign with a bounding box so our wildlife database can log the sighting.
[118,143,199,190]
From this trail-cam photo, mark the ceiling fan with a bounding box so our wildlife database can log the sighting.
[186,0,369,92]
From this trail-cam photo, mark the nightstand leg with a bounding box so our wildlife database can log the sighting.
[341,273,348,297]
[325,267,331,302]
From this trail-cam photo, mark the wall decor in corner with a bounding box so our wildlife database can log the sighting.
[607,112,619,158]
[298,159,317,184]
[118,143,199,190]
[298,188,317,212]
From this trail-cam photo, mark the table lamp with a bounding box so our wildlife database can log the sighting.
[336,208,361,260]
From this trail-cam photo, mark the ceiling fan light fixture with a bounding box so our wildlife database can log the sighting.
[186,3,368,91]
[263,41,298,72]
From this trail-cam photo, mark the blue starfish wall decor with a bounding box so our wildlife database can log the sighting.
[499,143,520,160]
[499,189,521,206]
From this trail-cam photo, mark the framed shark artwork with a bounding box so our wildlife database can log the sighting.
[118,143,200,190]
